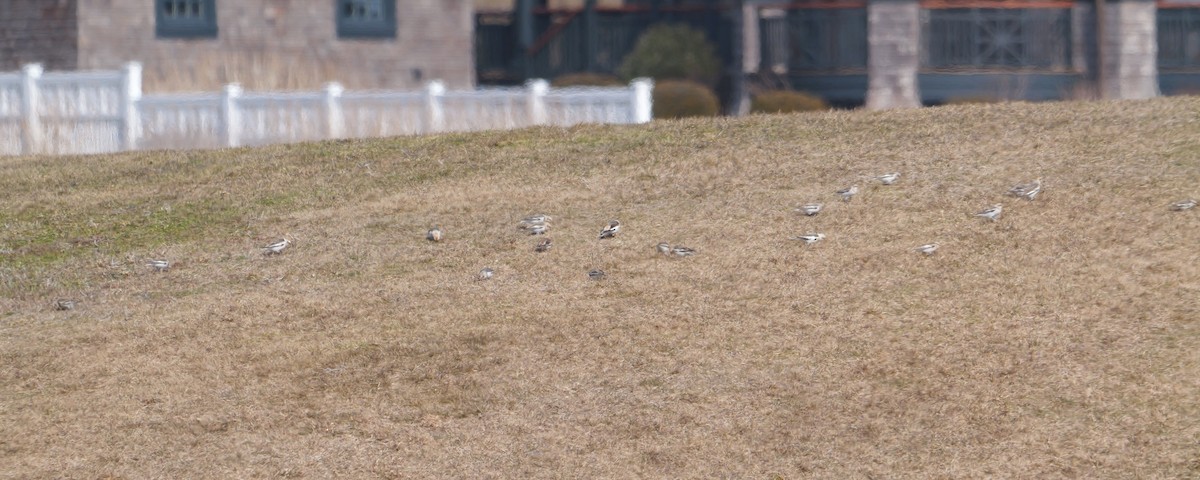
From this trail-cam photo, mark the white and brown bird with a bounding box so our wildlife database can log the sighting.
[520,214,552,226]
[876,172,901,185]
[791,233,826,245]
[671,246,697,257]
[477,267,494,281]
[55,299,75,311]
[796,203,823,216]
[426,226,444,242]
[1008,178,1042,200]
[915,243,940,255]
[588,269,606,280]
[525,224,550,235]
[837,185,859,202]
[974,204,1003,222]
[535,238,553,252]
[262,238,290,255]
[147,259,170,272]
[1169,199,1197,211]
[599,220,621,239]
[656,242,672,255]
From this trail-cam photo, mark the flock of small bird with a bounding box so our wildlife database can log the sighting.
[48,173,1196,311]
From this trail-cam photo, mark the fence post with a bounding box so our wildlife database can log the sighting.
[221,83,242,148]
[526,78,549,125]
[323,82,345,139]
[120,62,143,151]
[424,80,446,133]
[631,77,653,124]
[20,64,44,155]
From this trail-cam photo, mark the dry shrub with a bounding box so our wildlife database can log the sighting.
[618,23,720,86]
[653,80,719,119]
[551,72,624,87]
[750,90,830,114]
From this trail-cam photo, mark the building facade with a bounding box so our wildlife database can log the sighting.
[2,0,474,91]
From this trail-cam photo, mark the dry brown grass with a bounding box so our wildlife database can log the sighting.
[2,98,1199,478]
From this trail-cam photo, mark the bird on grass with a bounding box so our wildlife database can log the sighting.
[426,226,444,242]
[656,242,672,255]
[1008,178,1042,200]
[1169,199,1196,211]
[796,203,823,216]
[535,238,553,252]
[147,260,170,272]
[876,173,901,185]
[915,243,940,256]
[671,246,697,257]
[837,185,858,202]
[588,269,606,280]
[55,299,75,311]
[525,224,550,235]
[520,214,552,226]
[791,233,826,245]
[262,238,290,255]
[477,267,494,281]
[599,220,621,239]
[974,204,1003,222]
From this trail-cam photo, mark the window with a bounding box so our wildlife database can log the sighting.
[337,0,397,39]
[156,0,217,38]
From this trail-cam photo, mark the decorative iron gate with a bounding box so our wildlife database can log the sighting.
[1158,7,1200,70]
[922,8,1072,70]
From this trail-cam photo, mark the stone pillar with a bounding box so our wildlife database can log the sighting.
[866,0,922,109]
[1100,0,1159,99]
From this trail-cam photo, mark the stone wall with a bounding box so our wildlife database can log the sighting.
[866,0,921,109]
[0,0,77,71]
[75,0,474,92]
[1100,0,1159,99]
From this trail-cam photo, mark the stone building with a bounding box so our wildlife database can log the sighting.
[0,0,475,91]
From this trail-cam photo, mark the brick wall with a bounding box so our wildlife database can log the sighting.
[75,0,474,92]
[0,0,77,71]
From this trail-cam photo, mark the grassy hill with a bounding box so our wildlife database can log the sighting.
[2,98,1198,478]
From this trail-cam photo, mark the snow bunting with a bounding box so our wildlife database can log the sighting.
[1008,178,1042,200]
[147,260,170,272]
[837,185,858,202]
[426,226,443,242]
[915,243,940,255]
[477,267,494,281]
[796,203,823,216]
[598,220,621,239]
[656,242,671,255]
[791,233,826,245]
[671,246,697,257]
[975,204,1003,222]
[588,269,606,280]
[526,224,549,235]
[876,173,900,185]
[1169,199,1197,211]
[535,238,553,252]
[263,238,290,255]
[55,299,75,311]
[520,214,552,226]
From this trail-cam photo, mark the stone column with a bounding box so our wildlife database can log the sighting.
[866,0,922,109]
[1100,0,1159,99]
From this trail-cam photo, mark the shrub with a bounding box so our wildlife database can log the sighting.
[551,73,624,88]
[618,24,720,86]
[653,80,720,119]
[750,90,830,114]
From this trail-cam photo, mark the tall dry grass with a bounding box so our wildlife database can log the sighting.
[1,97,1198,478]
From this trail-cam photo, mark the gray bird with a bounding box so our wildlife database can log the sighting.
[915,243,940,255]
[477,267,494,281]
[1008,178,1042,200]
[426,226,444,242]
[837,185,859,202]
[974,204,1003,222]
[588,269,606,280]
[147,259,170,272]
[796,203,823,216]
[599,220,621,239]
[55,299,75,311]
[1169,199,1196,211]
[671,246,697,257]
[791,233,826,245]
[535,238,553,252]
[263,238,290,255]
[876,173,900,185]
[656,242,671,255]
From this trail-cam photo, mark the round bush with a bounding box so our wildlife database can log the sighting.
[551,72,624,88]
[653,80,720,119]
[750,90,830,114]
[619,24,720,86]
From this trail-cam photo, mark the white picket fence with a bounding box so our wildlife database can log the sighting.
[0,62,654,156]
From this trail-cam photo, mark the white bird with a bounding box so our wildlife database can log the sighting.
[1009,178,1042,200]
[656,242,671,255]
[796,203,823,216]
[876,173,900,185]
[147,260,170,272]
[426,226,443,242]
[837,185,858,202]
[671,246,697,257]
[55,299,75,311]
[525,224,549,235]
[791,233,826,245]
[477,267,494,281]
[263,238,290,255]
[599,220,621,239]
[1169,199,1197,211]
[915,243,940,255]
[535,238,553,252]
[520,214,552,226]
[588,269,606,280]
[974,204,1003,222]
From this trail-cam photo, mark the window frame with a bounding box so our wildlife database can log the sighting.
[336,0,398,39]
[155,0,218,39]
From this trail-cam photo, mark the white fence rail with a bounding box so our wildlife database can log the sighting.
[0,62,654,156]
